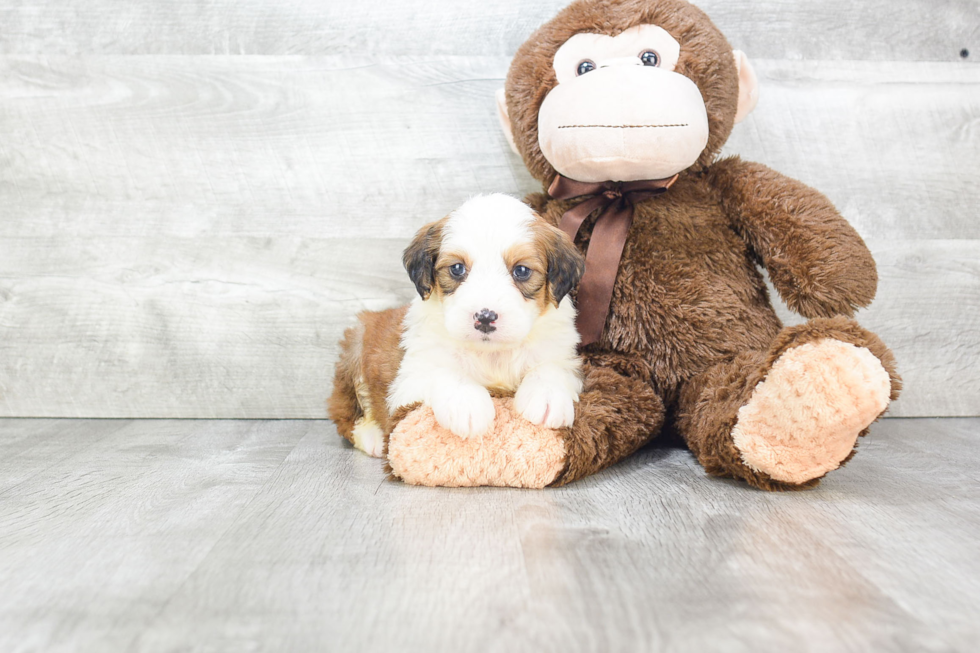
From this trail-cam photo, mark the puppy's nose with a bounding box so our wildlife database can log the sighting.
[474,308,498,334]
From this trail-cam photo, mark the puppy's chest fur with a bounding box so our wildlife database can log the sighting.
[448,346,529,393]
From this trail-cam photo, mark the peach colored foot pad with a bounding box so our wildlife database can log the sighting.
[387,397,566,488]
[732,339,892,485]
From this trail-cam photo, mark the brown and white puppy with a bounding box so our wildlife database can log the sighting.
[343,194,585,457]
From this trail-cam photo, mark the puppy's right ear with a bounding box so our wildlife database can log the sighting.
[402,218,446,300]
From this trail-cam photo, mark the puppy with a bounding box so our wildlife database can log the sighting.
[329,194,586,457]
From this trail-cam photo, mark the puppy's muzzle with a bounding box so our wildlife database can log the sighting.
[474,308,498,334]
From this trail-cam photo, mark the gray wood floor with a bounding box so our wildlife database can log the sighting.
[1,418,978,652]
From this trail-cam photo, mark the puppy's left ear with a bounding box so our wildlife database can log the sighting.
[544,225,585,307]
[403,218,446,300]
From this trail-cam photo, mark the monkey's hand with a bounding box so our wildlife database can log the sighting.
[708,156,877,318]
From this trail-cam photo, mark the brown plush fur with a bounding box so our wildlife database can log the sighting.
[550,363,666,486]
[709,159,879,317]
[498,0,901,489]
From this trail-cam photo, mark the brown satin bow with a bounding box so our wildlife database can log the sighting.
[549,173,679,346]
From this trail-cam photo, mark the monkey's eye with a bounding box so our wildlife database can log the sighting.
[449,263,467,279]
[640,50,660,67]
[576,60,596,76]
[512,265,532,282]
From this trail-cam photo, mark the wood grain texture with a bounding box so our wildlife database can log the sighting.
[0,237,416,418]
[1,56,977,417]
[0,0,977,62]
[2,58,976,241]
[0,235,975,418]
[0,419,313,652]
[0,417,978,651]
[0,55,522,240]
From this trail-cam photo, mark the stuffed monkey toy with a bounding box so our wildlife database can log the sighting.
[335,0,901,490]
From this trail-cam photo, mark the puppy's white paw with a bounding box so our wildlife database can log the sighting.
[515,382,576,429]
[351,419,385,458]
[430,383,496,439]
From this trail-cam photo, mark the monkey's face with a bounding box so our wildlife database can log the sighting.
[538,25,709,183]
[497,0,759,185]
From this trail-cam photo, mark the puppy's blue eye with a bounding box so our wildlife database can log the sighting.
[576,60,596,76]
[449,263,466,279]
[512,265,532,282]
[640,50,660,67]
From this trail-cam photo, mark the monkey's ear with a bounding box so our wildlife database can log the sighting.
[495,88,521,156]
[545,228,586,307]
[402,220,444,300]
[733,50,759,124]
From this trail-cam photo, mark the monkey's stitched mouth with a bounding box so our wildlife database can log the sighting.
[558,123,689,129]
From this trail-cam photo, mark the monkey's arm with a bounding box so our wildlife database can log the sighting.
[708,156,877,318]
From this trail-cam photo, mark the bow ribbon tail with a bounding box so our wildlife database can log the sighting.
[574,200,634,346]
[548,173,678,347]
[557,194,610,242]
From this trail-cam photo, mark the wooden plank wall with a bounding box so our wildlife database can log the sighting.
[0,1,977,418]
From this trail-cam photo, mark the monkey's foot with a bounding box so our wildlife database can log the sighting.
[387,397,566,488]
[731,338,891,484]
